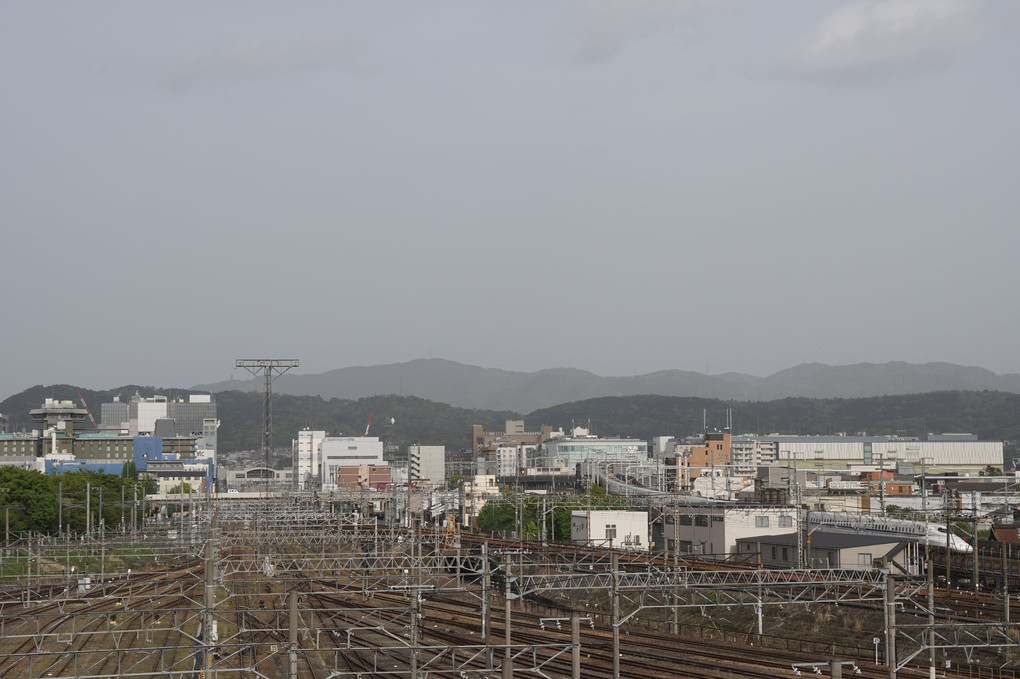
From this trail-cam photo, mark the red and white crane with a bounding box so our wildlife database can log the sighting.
[76,389,98,429]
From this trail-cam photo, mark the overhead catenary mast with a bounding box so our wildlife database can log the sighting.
[235,359,300,494]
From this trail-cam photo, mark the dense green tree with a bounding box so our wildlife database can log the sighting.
[0,468,57,532]
[50,471,150,533]
[475,491,518,533]
[476,489,635,541]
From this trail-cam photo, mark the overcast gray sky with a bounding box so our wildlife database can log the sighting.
[2,0,1018,400]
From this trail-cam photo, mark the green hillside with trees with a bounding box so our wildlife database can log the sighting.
[3,386,1018,463]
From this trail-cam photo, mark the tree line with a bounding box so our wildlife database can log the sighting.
[0,466,155,535]
[474,486,636,541]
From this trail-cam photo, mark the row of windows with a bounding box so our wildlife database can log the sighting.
[755,515,794,528]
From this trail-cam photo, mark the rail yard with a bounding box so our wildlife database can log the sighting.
[0,495,1018,678]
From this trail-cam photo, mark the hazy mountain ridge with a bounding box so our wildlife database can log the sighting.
[193,359,1020,412]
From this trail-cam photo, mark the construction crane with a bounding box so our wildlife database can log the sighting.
[76,389,98,429]
[364,412,373,437]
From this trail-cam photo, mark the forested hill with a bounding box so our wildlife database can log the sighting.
[162,390,1020,454]
[3,387,1019,457]
[527,392,1020,446]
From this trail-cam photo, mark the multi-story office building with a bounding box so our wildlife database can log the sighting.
[459,474,501,528]
[652,504,798,557]
[100,393,217,460]
[292,430,326,490]
[408,445,445,488]
[0,400,202,489]
[320,436,385,492]
[472,420,554,473]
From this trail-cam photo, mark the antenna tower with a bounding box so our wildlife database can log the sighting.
[235,359,299,493]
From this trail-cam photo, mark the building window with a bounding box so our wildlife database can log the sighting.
[677,515,692,526]
[605,524,617,540]
[781,547,789,562]
[779,516,793,527]
[858,553,872,566]
[694,515,709,527]
[755,516,770,527]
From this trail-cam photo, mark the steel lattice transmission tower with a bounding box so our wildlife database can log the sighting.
[235,359,299,492]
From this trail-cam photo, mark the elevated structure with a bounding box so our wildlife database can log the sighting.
[235,358,299,491]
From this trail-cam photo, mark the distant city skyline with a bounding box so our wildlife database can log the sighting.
[2,2,1018,401]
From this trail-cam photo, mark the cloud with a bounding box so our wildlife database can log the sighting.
[777,0,983,83]
[163,33,368,90]
[560,0,723,66]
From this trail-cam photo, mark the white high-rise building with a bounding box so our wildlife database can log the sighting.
[408,445,445,488]
[135,396,168,435]
[293,430,327,490]
[495,445,522,479]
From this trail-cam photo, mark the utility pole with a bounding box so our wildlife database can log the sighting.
[288,591,299,679]
[796,485,804,569]
[205,516,218,678]
[504,552,512,666]
[927,554,935,679]
[571,611,581,679]
[612,551,621,679]
[481,541,490,669]
[1003,545,1011,625]
[885,574,897,679]
[945,489,952,586]
[972,491,979,594]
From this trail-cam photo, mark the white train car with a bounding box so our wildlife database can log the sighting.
[808,511,973,553]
